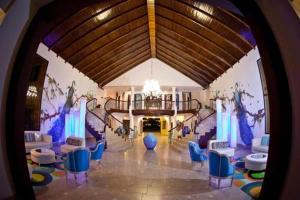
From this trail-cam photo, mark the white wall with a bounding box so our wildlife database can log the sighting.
[201,48,265,143]
[106,58,202,88]
[37,43,103,133]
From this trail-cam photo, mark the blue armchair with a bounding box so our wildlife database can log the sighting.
[208,150,235,188]
[90,142,105,166]
[64,147,90,183]
[188,141,207,167]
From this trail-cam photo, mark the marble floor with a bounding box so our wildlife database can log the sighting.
[34,133,251,200]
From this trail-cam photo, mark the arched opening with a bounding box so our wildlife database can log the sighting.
[3,0,296,199]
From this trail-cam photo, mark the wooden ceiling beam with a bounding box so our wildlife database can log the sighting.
[157,32,228,75]
[147,0,156,57]
[156,5,246,58]
[53,3,147,53]
[156,53,208,87]
[64,16,148,62]
[156,45,214,83]
[157,0,253,50]
[98,52,151,86]
[156,39,219,79]
[74,25,148,69]
[86,39,150,77]
[156,15,238,65]
[92,44,150,80]
[156,23,232,69]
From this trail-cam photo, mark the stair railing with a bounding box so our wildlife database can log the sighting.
[168,99,202,143]
[104,98,135,143]
[86,98,108,141]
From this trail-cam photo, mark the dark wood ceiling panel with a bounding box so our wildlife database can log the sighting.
[156,44,213,83]
[63,10,148,61]
[85,38,150,77]
[156,26,227,70]
[75,25,148,70]
[156,0,253,52]
[156,5,245,58]
[175,0,255,45]
[67,16,148,65]
[98,52,151,86]
[43,0,125,46]
[156,16,237,66]
[52,1,147,53]
[156,32,224,75]
[91,44,150,80]
[92,45,150,81]
[157,38,221,79]
[156,53,208,87]
[156,47,211,85]
[42,0,255,87]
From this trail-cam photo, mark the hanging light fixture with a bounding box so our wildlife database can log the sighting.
[142,59,162,97]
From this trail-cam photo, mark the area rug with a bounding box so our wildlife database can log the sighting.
[27,155,66,188]
[233,161,264,199]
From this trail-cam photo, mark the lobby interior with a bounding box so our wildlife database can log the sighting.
[0,0,300,200]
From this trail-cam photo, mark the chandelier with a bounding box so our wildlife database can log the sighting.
[142,59,162,97]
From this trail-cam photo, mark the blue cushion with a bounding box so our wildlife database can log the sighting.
[261,135,270,146]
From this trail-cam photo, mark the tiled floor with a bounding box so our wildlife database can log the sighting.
[35,133,251,200]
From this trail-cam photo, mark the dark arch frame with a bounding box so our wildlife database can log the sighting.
[4,0,293,199]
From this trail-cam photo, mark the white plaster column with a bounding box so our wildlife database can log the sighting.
[130,86,135,110]
[161,93,165,109]
[172,87,177,113]
[171,87,177,140]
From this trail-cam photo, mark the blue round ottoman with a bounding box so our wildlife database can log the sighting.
[143,133,157,150]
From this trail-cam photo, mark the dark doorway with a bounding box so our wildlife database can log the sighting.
[143,118,161,132]
[25,54,48,130]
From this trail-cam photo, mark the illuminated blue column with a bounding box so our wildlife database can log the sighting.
[64,114,70,140]
[216,99,223,140]
[70,112,75,137]
[79,98,87,146]
[74,111,79,137]
[230,115,238,147]
[222,103,231,141]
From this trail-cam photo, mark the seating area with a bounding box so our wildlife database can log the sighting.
[208,150,235,188]
[60,136,85,154]
[208,140,235,157]
[252,135,270,153]
[24,131,52,153]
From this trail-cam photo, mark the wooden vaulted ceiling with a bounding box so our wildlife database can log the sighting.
[42,0,255,88]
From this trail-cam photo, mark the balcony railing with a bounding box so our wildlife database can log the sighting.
[104,98,201,115]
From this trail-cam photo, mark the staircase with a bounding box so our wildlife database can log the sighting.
[195,108,217,148]
[104,98,135,142]
[168,99,202,142]
[86,98,107,142]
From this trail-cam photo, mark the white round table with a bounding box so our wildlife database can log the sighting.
[245,153,268,171]
[30,148,56,165]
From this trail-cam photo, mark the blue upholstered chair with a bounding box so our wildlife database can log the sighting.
[188,141,207,167]
[208,150,235,188]
[64,147,90,183]
[90,142,105,166]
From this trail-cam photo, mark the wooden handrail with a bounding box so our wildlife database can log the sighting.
[86,98,108,130]
[168,99,202,133]
[104,98,134,132]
